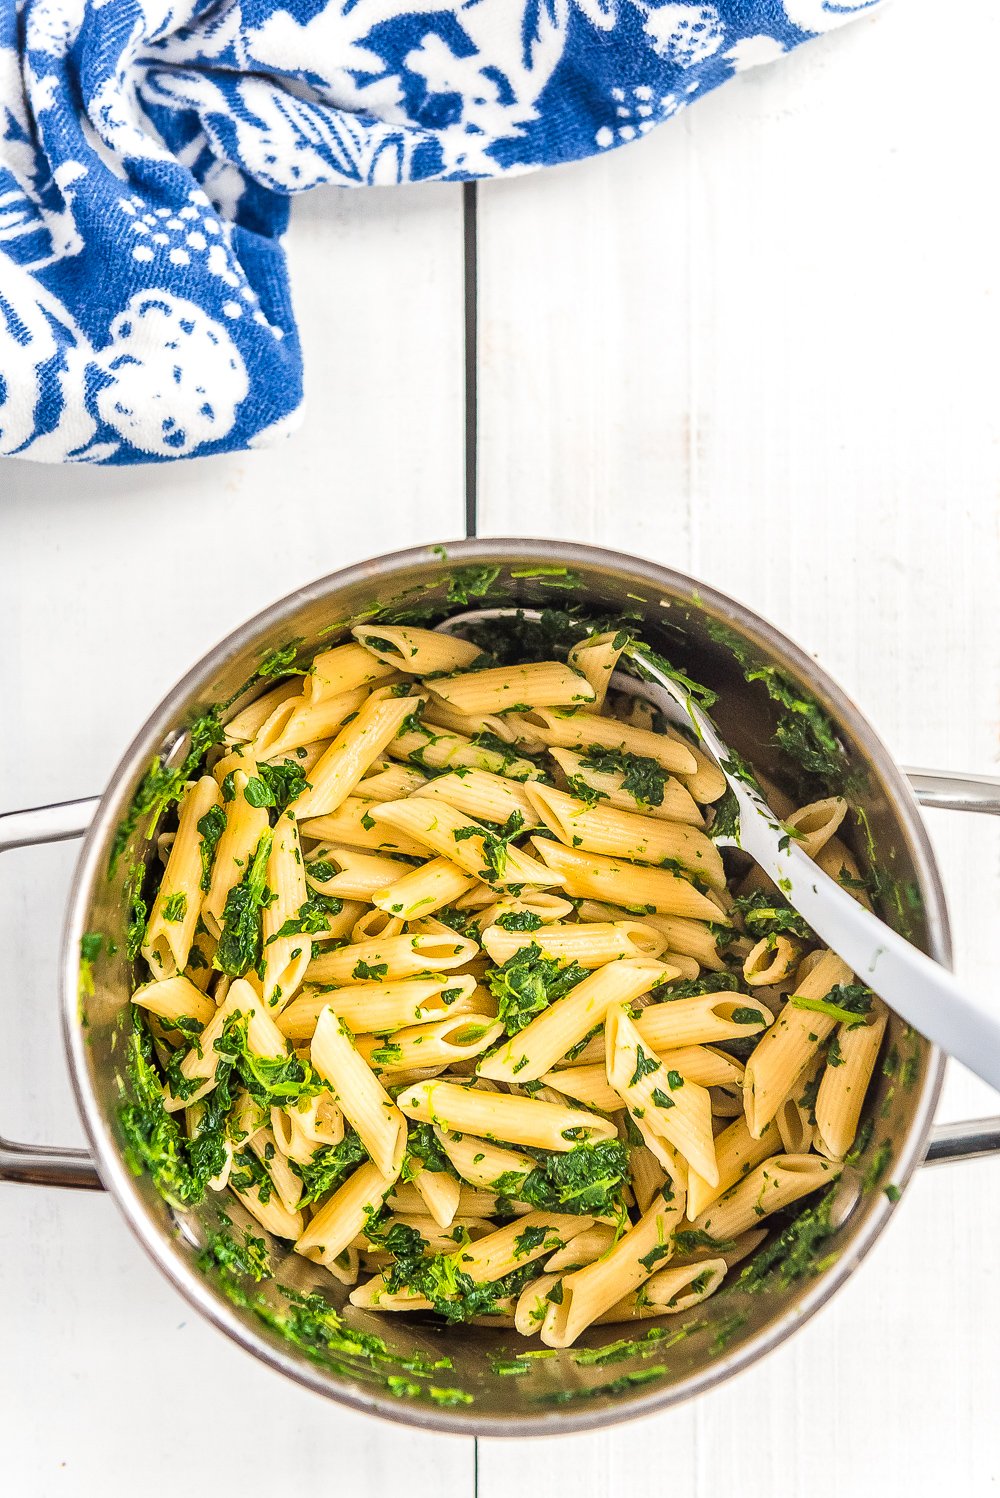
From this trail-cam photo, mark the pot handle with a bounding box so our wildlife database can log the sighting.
[905,767,1000,1165]
[0,798,105,1190]
[3,772,998,1182]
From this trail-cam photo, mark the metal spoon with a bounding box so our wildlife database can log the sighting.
[436,607,1000,1093]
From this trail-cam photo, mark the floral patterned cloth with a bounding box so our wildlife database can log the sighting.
[2,0,884,464]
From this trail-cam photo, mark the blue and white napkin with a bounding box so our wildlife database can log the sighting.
[1,1,884,465]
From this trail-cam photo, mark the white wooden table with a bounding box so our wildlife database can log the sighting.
[3,1,1000,1490]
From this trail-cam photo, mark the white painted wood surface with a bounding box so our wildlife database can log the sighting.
[3,1,1000,1491]
[0,184,472,1496]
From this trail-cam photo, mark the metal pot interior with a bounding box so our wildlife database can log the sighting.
[65,540,948,1434]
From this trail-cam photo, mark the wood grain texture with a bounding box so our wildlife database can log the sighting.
[476,0,1000,1491]
[0,183,472,1496]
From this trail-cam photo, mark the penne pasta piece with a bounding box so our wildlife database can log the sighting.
[371,800,559,889]
[277,974,479,1041]
[540,1191,686,1348]
[408,1162,463,1229]
[635,994,772,1052]
[692,1154,840,1242]
[606,1008,718,1186]
[663,727,727,804]
[568,632,628,712]
[132,974,215,1031]
[549,747,703,827]
[356,762,429,802]
[685,1115,781,1221]
[295,1129,406,1268]
[411,768,542,830]
[373,855,479,919]
[248,1127,303,1215]
[349,908,405,943]
[786,796,849,859]
[230,1178,304,1241]
[432,1129,537,1191]
[305,642,398,703]
[743,935,800,987]
[310,1007,406,1177]
[291,688,426,819]
[388,723,543,782]
[514,1274,564,1336]
[305,931,479,987]
[354,1014,504,1075]
[814,1000,889,1161]
[540,1064,625,1113]
[427,661,596,716]
[596,1257,727,1323]
[142,776,221,976]
[670,1226,767,1270]
[304,845,417,901]
[478,957,676,1084]
[419,703,523,745]
[251,685,370,762]
[261,810,310,1013]
[224,680,301,744]
[299,799,429,858]
[544,1222,618,1272]
[525,784,726,891]
[351,624,484,676]
[164,980,285,1112]
[396,1079,618,1151]
[201,773,270,939]
[480,919,667,969]
[510,708,697,775]
[742,949,854,1138]
[530,839,724,923]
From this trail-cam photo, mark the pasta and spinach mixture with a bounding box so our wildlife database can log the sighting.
[122,615,889,1348]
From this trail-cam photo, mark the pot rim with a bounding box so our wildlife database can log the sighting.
[61,537,950,1437]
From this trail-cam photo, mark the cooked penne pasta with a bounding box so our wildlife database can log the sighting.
[305,931,479,986]
[371,799,559,889]
[291,688,425,819]
[299,799,429,857]
[526,783,726,891]
[540,1192,686,1347]
[606,1008,718,1185]
[304,845,417,901]
[478,957,676,1083]
[305,642,399,703]
[427,661,596,716]
[396,1080,618,1151]
[691,1154,841,1241]
[480,919,666,968]
[132,973,216,1030]
[388,723,542,782]
[567,632,628,712]
[277,974,479,1041]
[814,1000,889,1161]
[310,1007,406,1177]
[549,747,704,826]
[353,624,484,676]
[743,949,854,1138]
[529,839,724,922]
[260,810,310,1012]
[635,993,772,1051]
[123,613,890,1347]
[411,768,541,830]
[354,1014,504,1075]
[685,1115,781,1221]
[431,1129,538,1191]
[596,1257,728,1323]
[372,855,479,919]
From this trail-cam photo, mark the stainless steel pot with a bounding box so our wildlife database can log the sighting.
[3,538,999,1435]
